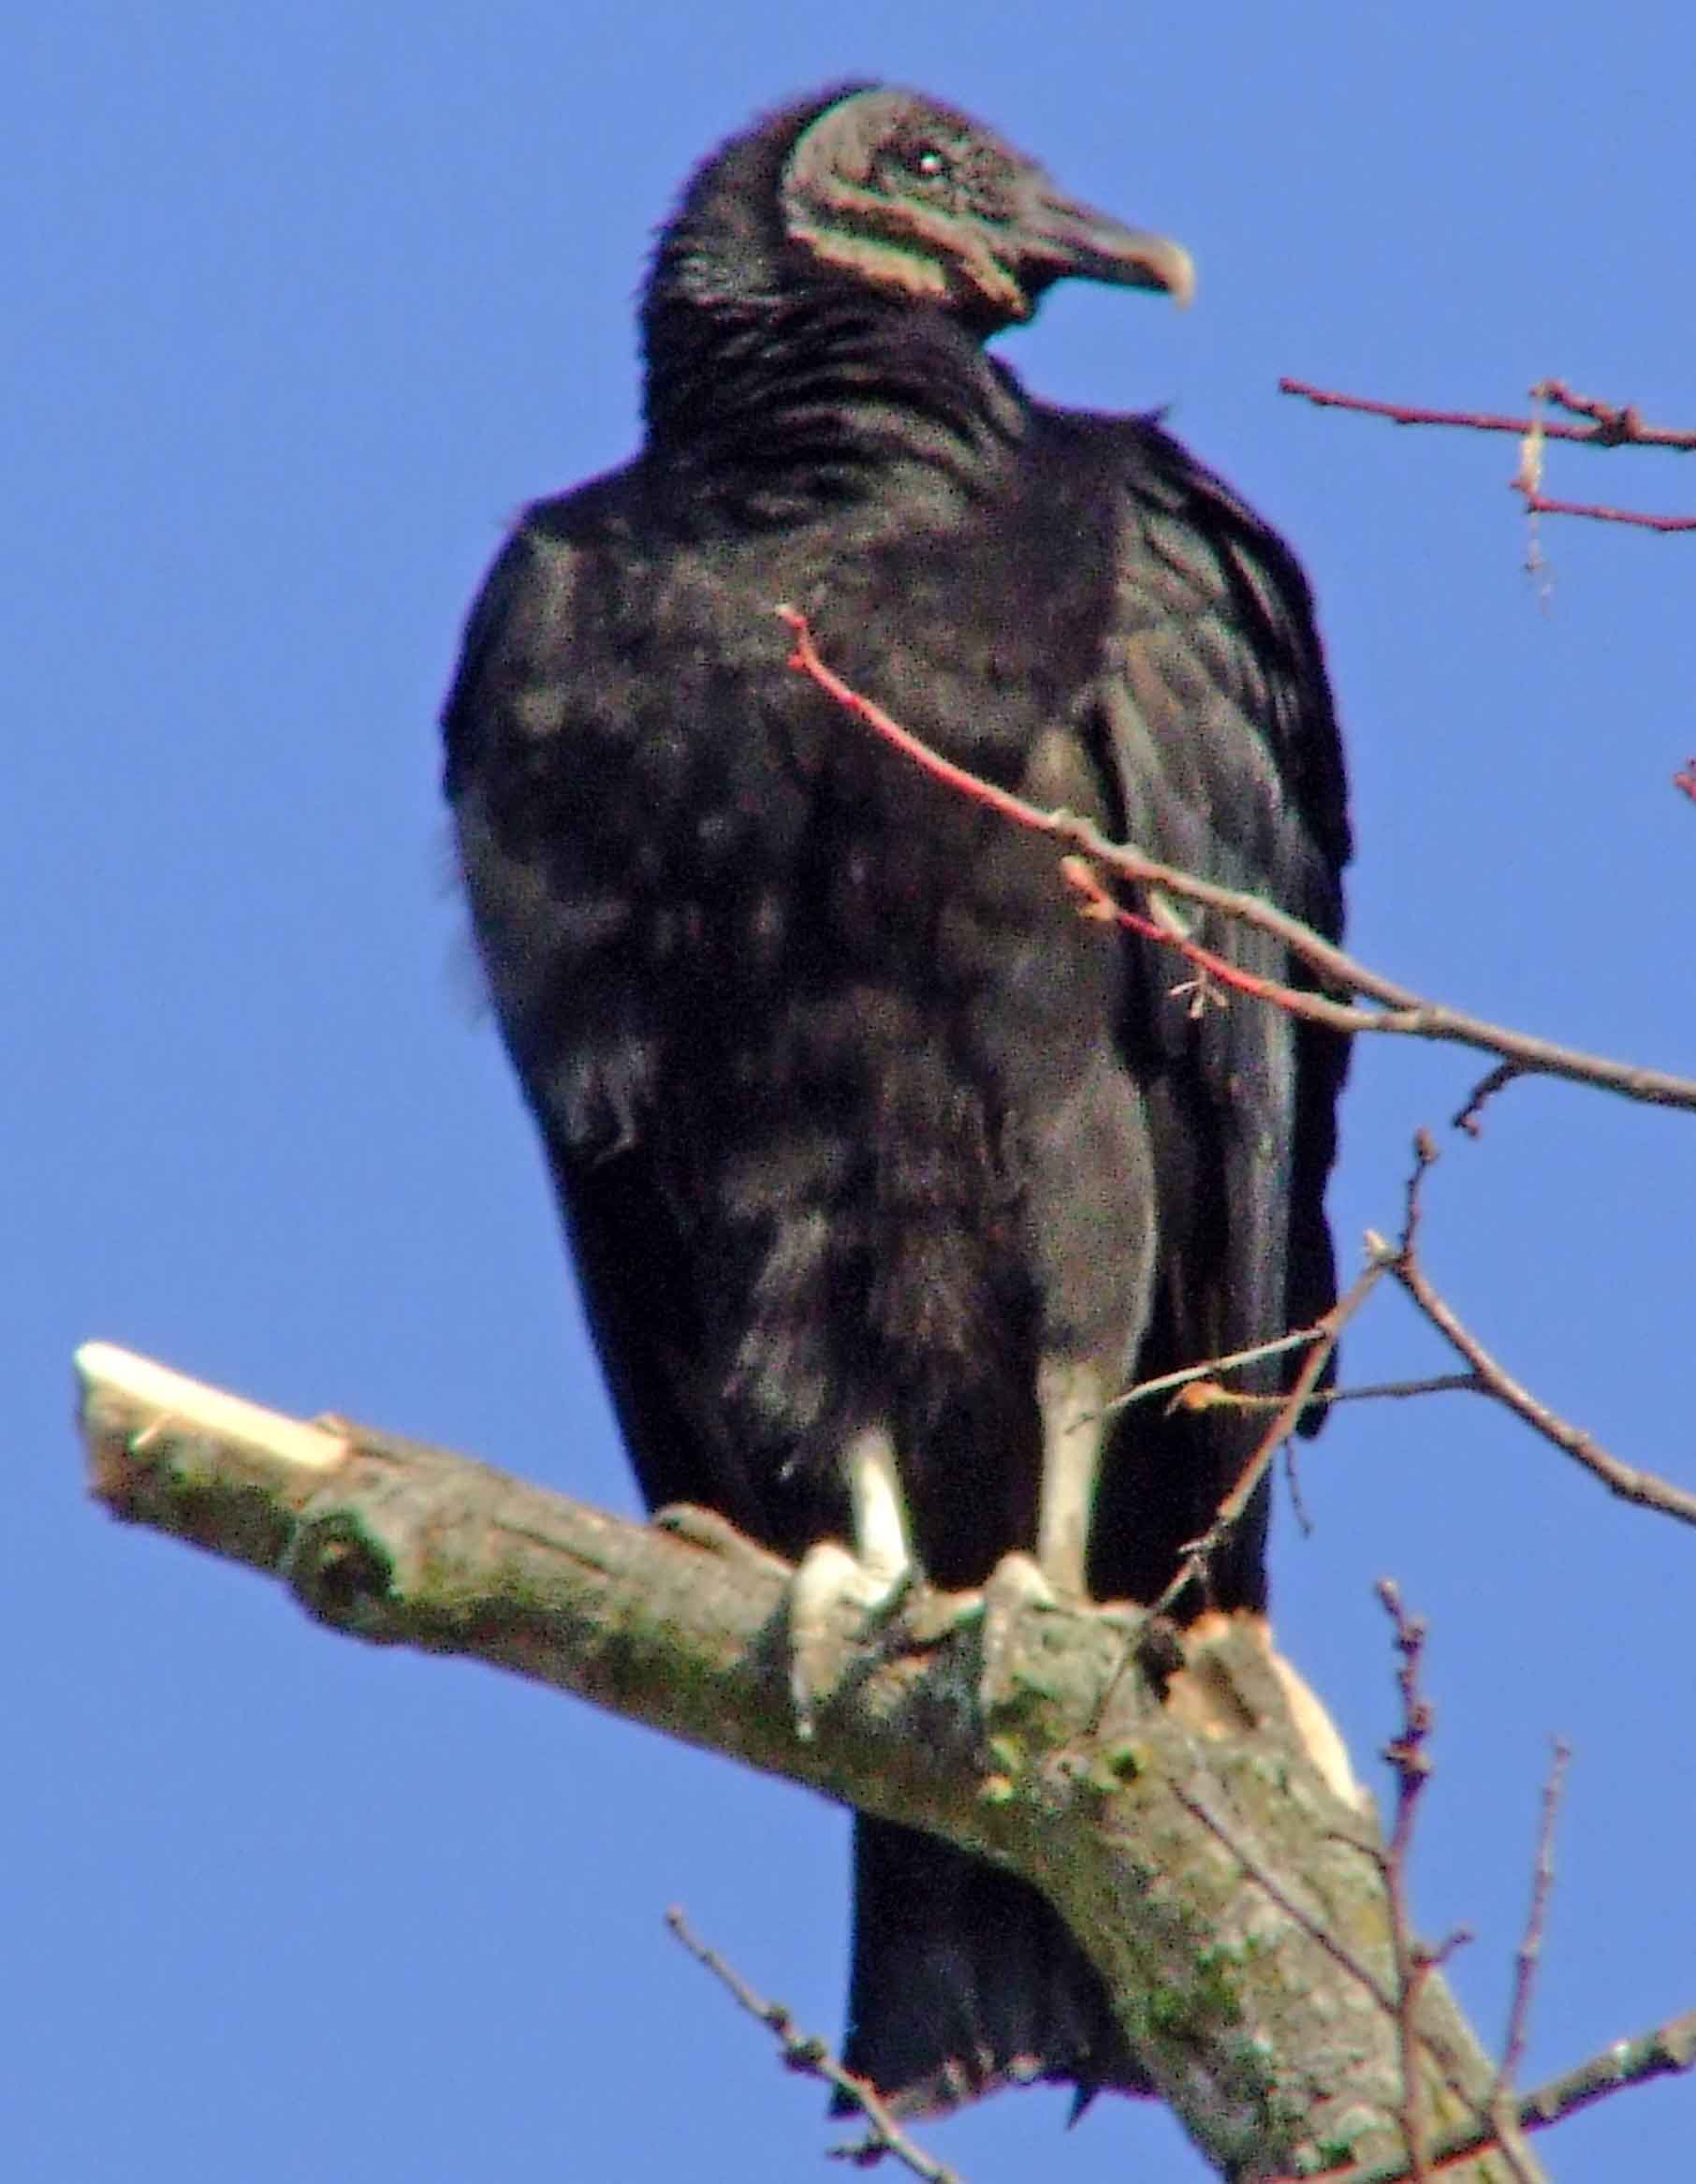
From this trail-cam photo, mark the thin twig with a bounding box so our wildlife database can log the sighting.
[1279,2007,1696,2182]
[1175,1784,1395,2015]
[1375,1580,1447,2181]
[1452,1063,1524,1138]
[1372,1131,1696,1526]
[1315,1372,1479,1408]
[665,1909,963,2184]
[779,608,1696,1117]
[1150,1256,1388,1619]
[1283,1438,1316,1536]
[1186,1618,1547,2181]
[1493,1742,1572,2141]
[1533,380,1692,443]
[1389,1226,1696,1528]
[1517,2007,1696,2133]
[1514,488,1696,535]
[1279,376,1696,452]
[1193,1372,1484,1416]
[1110,1317,1481,1423]
[1106,1325,1327,1413]
[1398,1129,1438,1255]
[1279,377,1696,533]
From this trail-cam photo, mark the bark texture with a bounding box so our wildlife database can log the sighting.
[76,1341,1539,2182]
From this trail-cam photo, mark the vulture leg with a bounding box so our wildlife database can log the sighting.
[978,1357,1109,1707]
[1033,1355,1108,1600]
[789,1426,914,1736]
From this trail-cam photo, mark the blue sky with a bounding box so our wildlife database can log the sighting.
[11,5,1695,2178]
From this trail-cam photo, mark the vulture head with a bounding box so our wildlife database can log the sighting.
[646,84,1194,346]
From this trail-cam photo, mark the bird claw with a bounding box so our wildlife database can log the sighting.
[653,1502,792,1581]
[788,1541,908,1739]
[977,1551,1058,1713]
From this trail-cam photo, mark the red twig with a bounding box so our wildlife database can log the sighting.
[1515,488,1696,535]
[1279,376,1696,452]
[777,607,1696,1116]
[1280,375,1696,533]
[1535,379,1696,448]
[1060,853,1267,1008]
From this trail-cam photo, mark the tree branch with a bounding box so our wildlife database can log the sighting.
[1282,2008,1696,2184]
[78,1339,1541,2183]
[778,609,1696,1118]
[1278,377,1696,455]
[1279,377,1696,533]
[1380,1144,1696,1529]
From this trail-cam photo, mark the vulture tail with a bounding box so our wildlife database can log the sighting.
[837,1817,1149,2118]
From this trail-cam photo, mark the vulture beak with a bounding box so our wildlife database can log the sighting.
[1021,191,1196,307]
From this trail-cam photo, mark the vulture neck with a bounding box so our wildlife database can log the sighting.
[640,281,1029,522]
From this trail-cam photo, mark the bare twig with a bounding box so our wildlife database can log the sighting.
[1375,1580,1452,2180]
[778,608,1696,1116]
[1279,376,1696,532]
[1492,1742,1572,2149]
[665,1910,962,2182]
[1516,2008,1696,2135]
[1109,1305,1478,1424]
[1512,487,1696,534]
[1150,1255,1388,1618]
[1397,1131,1438,1255]
[1192,1371,1484,1417]
[1279,376,1696,453]
[1533,380,1692,444]
[1176,1784,1395,2015]
[1283,1438,1316,1537]
[1184,1616,1541,2178]
[1452,1063,1524,1138]
[1388,1218,1696,1528]
[1352,1131,1696,1527]
[1182,1561,1552,2181]
[1107,1325,1326,1414]
[1281,2008,1696,2182]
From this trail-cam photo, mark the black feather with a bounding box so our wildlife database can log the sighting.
[444,84,1350,2121]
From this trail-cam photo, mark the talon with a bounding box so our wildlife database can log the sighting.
[653,1502,791,1579]
[789,1541,906,1737]
[978,1551,1057,1712]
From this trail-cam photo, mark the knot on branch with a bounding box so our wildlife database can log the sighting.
[284,1502,398,1633]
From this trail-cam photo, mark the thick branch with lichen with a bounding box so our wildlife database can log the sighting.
[78,1341,1533,2183]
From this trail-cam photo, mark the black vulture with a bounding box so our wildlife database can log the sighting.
[444,84,1351,2121]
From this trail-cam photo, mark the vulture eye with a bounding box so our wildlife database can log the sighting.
[903,143,951,182]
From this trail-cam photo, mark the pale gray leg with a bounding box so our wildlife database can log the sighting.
[981,1353,1108,1609]
[1033,1355,1108,1600]
[978,1356,1110,1706]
